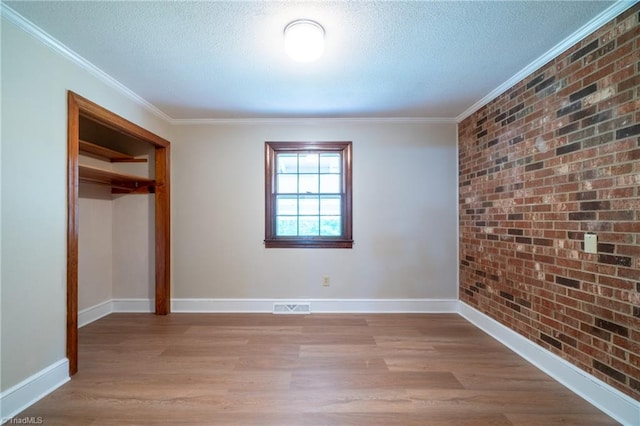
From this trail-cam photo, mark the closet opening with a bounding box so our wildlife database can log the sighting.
[67,91,171,375]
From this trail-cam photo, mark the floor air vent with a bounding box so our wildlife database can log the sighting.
[273,303,311,314]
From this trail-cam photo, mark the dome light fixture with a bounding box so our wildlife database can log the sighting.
[284,19,325,63]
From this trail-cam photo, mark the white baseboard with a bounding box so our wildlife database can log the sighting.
[0,359,69,423]
[79,298,458,319]
[171,298,458,313]
[78,299,154,328]
[78,299,113,327]
[112,298,154,312]
[458,302,640,426]
[78,298,457,327]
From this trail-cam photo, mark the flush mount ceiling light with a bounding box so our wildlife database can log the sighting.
[284,19,325,63]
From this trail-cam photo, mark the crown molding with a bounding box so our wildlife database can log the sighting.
[169,116,457,126]
[0,3,172,123]
[455,1,637,123]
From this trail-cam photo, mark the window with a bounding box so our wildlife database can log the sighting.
[265,141,353,248]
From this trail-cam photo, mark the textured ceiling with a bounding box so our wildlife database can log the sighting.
[4,1,617,120]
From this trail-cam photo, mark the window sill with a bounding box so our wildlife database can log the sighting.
[264,239,353,249]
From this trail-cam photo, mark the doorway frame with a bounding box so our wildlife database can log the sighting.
[67,91,171,375]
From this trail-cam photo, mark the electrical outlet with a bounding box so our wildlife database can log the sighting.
[322,276,330,287]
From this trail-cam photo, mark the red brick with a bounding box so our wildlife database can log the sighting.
[459,5,639,401]
[613,222,640,232]
[617,267,640,281]
[566,269,596,284]
[617,245,640,257]
[599,187,635,199]
[556,258,582,270]
[565,307,595,324]
[597,275,636,291]
[597,41,634,69]
[583,63,615,86]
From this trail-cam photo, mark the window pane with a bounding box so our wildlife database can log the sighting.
[265,141,352,248]
[299,153,319,173]
[320,216,341,236]
[299,174,319,193]
[277,175,297,193]
[320,153,341,173]
[276,216,298,236]
[299,216,320,236]
[277,154,298,173]
[276,196,297,215]
[299,195,319,215]
[320,196,341,215]
[320,174,340,193]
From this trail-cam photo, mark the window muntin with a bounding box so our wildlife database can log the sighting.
[265,142,352,248]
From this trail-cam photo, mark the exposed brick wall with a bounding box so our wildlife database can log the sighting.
[458,5,640,401]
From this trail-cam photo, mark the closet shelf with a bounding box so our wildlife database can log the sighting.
[79,140,148,163]
[79,164,155,194]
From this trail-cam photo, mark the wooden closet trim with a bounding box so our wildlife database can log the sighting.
[67,91,171,375]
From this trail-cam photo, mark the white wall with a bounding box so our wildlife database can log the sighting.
[0,15,170,392]
[77,156,155,310]
[111,159,155,301]
[78,185,113,311]
[77,158,155,310]
[171,122,458,300]
[1,6,458,398]
[112,192,155,301]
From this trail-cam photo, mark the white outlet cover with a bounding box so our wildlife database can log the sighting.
[584,234,597,254]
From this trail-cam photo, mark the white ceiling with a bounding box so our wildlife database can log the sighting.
[4,1,619,120]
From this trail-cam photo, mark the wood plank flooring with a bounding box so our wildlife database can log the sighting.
[17,313,617,425]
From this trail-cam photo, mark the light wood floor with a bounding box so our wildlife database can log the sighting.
[19,313,616,425]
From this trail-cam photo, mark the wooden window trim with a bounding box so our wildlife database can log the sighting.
[265,141,353,249]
